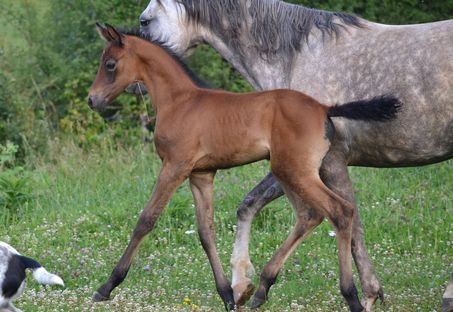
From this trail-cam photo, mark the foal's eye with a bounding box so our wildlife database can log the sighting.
[105,59,117,71]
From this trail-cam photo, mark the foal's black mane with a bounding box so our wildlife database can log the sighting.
[120,28,211,89]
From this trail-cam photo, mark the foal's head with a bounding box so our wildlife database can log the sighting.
[88,24,140,114]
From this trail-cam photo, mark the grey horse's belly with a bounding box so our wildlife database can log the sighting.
[341,109,453,167]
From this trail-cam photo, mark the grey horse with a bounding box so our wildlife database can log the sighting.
[137,0,453,311]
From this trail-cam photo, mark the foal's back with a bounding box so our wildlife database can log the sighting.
[180,88,328,171]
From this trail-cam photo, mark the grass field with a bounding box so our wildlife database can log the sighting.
[1,142,451,311]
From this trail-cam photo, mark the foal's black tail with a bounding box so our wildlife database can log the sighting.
[328,95,402,121]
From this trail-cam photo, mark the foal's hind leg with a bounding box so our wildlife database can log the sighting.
[320,147,382,311]
[252,173,363,311]
[231,172,284,305]
[286,175,362,312]
[93,163,188,302]
[189,172,235,311]
[251,186,323,309]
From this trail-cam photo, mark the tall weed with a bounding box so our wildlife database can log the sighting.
[0,142,33,223]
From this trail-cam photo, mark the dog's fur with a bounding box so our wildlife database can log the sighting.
[0,242,64,312]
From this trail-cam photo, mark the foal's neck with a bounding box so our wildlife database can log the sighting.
[133,38,198,112]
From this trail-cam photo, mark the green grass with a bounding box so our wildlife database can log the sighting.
[1,142,451,311]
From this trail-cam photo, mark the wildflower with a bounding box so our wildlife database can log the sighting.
[191,303,199,310]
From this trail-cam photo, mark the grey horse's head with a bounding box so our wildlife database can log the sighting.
[139,0,198,56]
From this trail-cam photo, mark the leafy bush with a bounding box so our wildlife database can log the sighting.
[0,142,33,222]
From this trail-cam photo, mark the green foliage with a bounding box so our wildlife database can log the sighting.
[0,0,150,154]
[188,45,253,92]
[0,141,18,168]
[0,142,33,222]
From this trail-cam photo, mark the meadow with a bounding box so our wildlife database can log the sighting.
[0,141,451,311]
[0,1,452,311]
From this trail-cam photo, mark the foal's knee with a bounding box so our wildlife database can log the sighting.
[134,213,159,236]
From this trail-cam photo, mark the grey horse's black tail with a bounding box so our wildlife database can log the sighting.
[328,95,402,121]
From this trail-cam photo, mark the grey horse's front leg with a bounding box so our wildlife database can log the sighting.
[442,273,453,312]
[230,172,284,305]
[320,149,382,311]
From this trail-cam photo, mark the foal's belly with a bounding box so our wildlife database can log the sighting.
[193,139,270,171]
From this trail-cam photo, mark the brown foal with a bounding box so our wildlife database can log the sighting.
[88,24,401,312]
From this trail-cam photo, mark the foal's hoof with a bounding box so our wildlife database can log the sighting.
[233,282,255,306]
[93,291,110,302]
[250,296,266,310]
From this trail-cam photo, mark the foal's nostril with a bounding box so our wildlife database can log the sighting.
[140,19,151,27]
[88,96,94,108]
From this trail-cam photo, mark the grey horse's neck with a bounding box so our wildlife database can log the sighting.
[196,0,364,90]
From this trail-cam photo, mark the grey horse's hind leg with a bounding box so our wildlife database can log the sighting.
[320,149,382,311]
[230,173,284,305]
[442,273,453,312]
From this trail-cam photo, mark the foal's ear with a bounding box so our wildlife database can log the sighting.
[96,22,123,46]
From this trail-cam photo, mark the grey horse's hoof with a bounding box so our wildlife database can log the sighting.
[93,291,110,302]
[224,301,235,311]
[442,298,453,312]
[234,282,255,306]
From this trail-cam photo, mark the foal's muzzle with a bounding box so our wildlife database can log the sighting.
[87,95,106,112]
[87,96,94,109]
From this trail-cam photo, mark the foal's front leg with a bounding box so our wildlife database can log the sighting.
[93,162,189,302]
[189,172,235,311]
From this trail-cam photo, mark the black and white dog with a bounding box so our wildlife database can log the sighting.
[0,242,64,312]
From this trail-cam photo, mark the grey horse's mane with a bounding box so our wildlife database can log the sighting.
[177,0,363,57]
